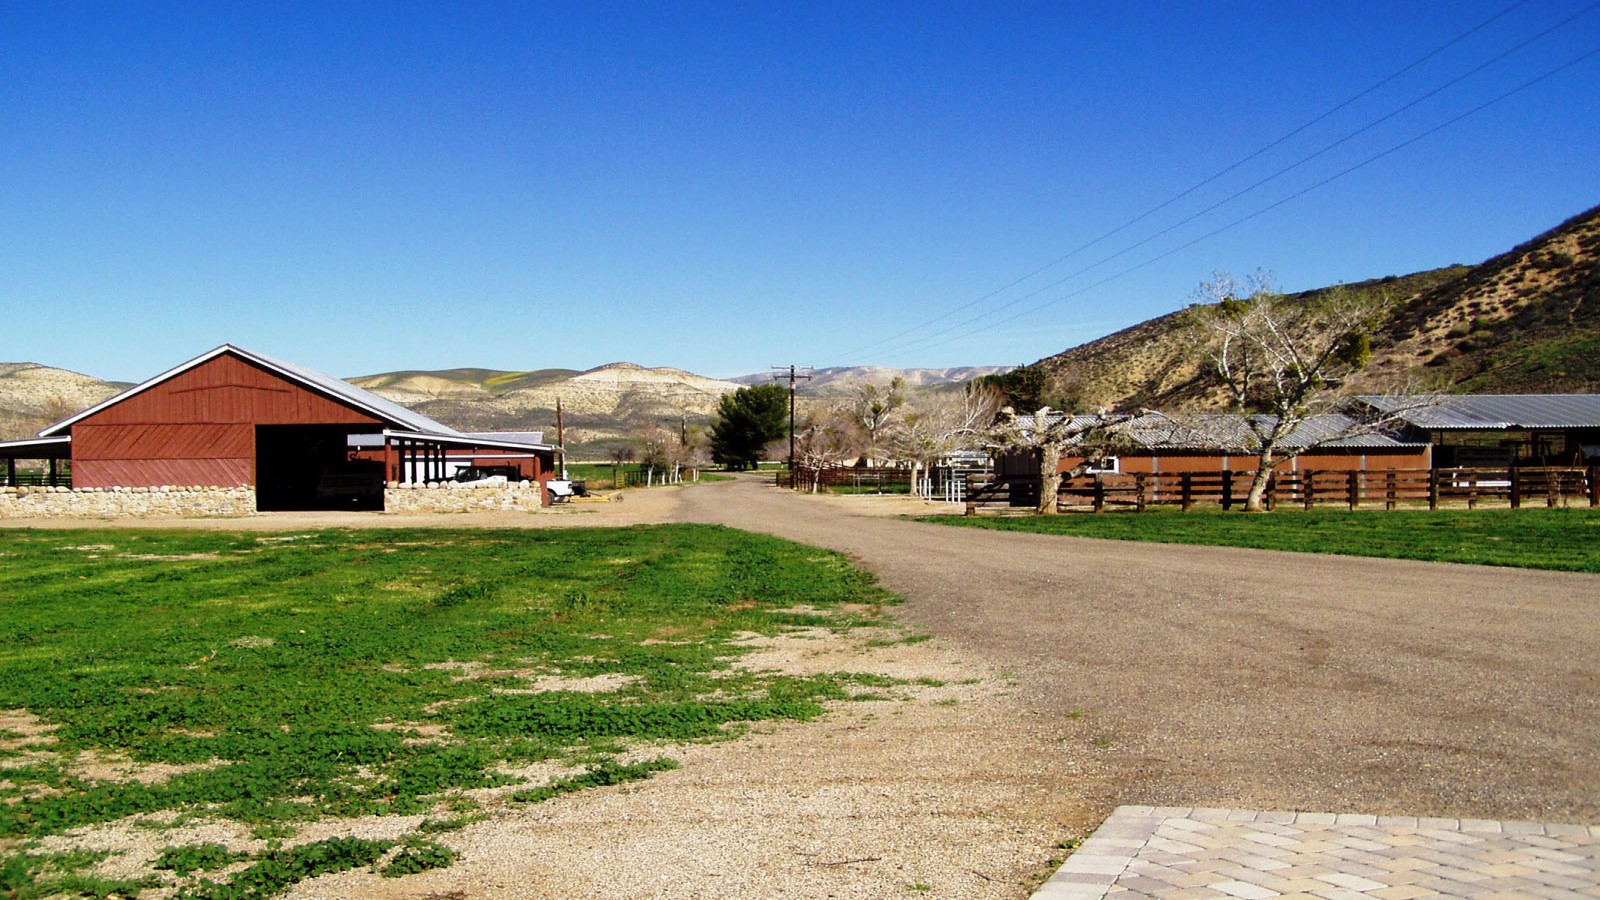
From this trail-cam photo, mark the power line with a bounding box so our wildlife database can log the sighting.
[829,0,1540,363]
[871,41,1600,364]
[855,1,1600,364]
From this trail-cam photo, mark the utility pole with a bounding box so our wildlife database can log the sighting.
[556,398,566,478]
[771,365,813,481]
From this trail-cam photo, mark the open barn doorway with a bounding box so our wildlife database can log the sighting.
[256,425,384,511]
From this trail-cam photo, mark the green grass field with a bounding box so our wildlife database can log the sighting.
[0,525,896,897]
[923,507,1600,573]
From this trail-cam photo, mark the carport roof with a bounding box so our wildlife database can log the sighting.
[1355,394,1600,430]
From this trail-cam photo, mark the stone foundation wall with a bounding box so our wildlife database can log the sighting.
[0,482,547,519]
[0,485,258,519]
[382,481,546,513]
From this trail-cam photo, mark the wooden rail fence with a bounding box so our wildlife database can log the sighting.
[963,466,1599,514]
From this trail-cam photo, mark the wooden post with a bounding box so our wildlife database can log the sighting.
[4,457,13,486]
[1092,477,1105,513]
[1221,470,1233,511]
[1181,472,1193,512]
[1428,467,1439,511]
[1135,473,1147,513]
[1303,470,1315,512]
[1384,471,1397,511]
[1509,465,1521,509]
[1347,470,1359,510]
[1266,473,1277,511]
[1589,465,1599,508]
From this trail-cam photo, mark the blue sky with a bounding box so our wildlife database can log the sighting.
[3,1,1597,382]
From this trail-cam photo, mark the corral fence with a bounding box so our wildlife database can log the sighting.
[963,466,1600,514]
[778,465,985,501]
[779,466,914,493]
[0,469,72,488]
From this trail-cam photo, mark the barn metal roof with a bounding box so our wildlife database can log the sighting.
[1355,394,1600,430]
[40,345,455,437]
[36,345,553,450]
[1007,411,1420,453]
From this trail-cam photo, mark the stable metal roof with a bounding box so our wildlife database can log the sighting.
[1355,394,1600,430]
[1005,411,1419,452]
[1120,412,1421,452]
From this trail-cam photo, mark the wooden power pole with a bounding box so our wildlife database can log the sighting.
[771,365,813,480]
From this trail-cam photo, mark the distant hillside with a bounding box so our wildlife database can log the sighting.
[730,365,1012,393]
[0,363,128,441]
[352,362,744,458]
[1024,202,1600,411]
[347,367,579,405]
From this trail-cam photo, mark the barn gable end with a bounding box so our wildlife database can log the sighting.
[67,351,383,490]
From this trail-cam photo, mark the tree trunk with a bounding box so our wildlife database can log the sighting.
[1037,443,1063,515]
[909,460,923,499]
[1245,454,1275,512]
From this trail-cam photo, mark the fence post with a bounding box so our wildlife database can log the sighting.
[1092,477,1105,513]
[1266,473,1277,511]
[1135,473,1147,512]
[1181,473,1193,512]
[1428,468,1439,511]
[1346,470,1359,510]
[1590,465,1599,508]
[1221,470,1233,511]
[1509,466,1521,509]
[1303,470,1315,511]
[1384,471,1397,511]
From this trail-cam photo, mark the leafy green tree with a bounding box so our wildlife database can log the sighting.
[710,384,790,470]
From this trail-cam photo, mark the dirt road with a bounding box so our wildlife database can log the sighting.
[669,475,1600,823]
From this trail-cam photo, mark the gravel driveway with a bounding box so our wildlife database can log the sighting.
[668,476,1600,824]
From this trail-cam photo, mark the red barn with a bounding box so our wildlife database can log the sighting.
[0,345,559,511]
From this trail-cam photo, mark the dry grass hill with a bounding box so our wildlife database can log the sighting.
[1024,202,1600,411]
[0,364,129,441]
[348,362,745,458]
[729,365,1013,393]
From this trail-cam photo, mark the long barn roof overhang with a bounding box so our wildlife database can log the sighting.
[0,435,72,457]
[382,429,557,453]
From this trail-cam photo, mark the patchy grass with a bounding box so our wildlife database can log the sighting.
[923,507,1600,572]
[0,525,894,895]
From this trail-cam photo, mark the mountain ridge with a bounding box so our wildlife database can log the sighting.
[1023,202,1600,410]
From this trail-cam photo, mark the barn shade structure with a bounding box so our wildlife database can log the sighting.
[0,345,559,511]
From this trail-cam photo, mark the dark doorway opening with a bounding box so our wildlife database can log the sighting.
[256,425,384,511]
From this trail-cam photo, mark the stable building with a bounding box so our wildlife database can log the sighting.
[0,344,559,511]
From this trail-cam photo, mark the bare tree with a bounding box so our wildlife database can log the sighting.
[985,406,1132,515]
[889,384,1002,498]
[791,405,863,492]
[848,377,906,466]
[1183,271,1394,512]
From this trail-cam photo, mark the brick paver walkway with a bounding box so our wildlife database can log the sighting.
[1033,807,1600,900]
